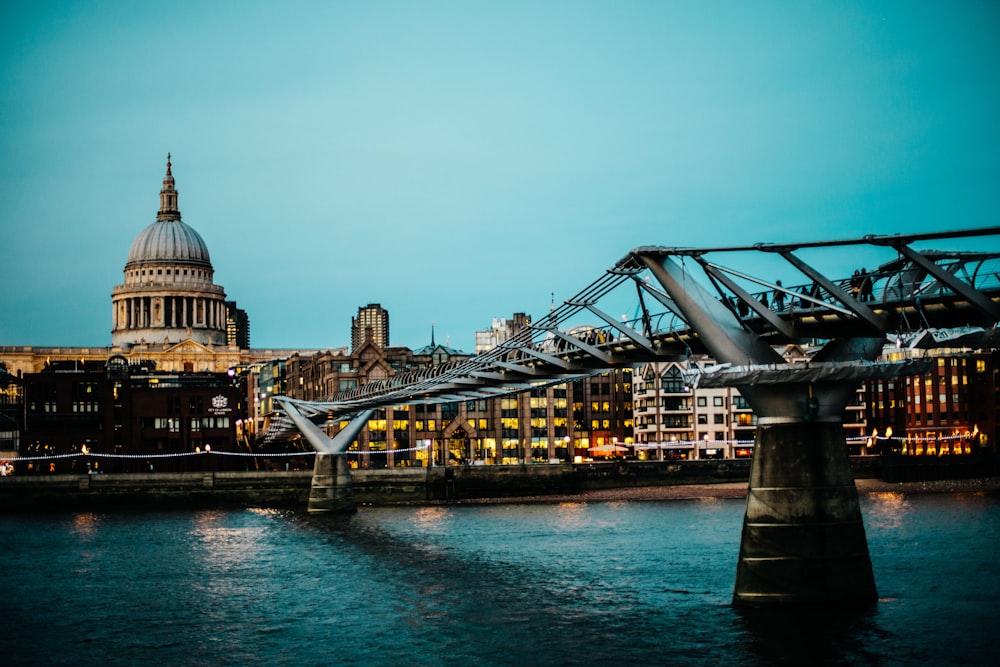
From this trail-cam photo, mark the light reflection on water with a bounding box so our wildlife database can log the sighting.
[3,493,998,666]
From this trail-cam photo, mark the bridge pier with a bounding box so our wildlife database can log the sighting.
[308,453,356,513]
[274,399,372,514]
[642,253,891,607]
[733,418,876,606]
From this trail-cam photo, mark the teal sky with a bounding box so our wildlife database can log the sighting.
[2,1,999,350]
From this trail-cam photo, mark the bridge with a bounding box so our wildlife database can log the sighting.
[276,226,1000,607]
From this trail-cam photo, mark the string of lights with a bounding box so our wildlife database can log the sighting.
[12,444,434,462]
[9,432,979,464]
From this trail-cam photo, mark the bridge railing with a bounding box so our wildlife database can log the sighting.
[706,253,1000,323]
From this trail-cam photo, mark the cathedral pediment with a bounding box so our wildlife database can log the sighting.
[163,339,214,355]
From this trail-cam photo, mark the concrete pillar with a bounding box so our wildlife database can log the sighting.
[308,454,356,513]
[733,419,876,606]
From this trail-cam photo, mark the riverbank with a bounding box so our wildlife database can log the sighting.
[434,476,1000,506]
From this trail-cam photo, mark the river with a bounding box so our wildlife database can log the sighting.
[3,491,998,666]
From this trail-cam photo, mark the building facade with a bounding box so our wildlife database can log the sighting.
[265,337,634,467]
[0,364,22,469]
[18,357,244,473]
[866,346,998,455]
[632,345,870,460]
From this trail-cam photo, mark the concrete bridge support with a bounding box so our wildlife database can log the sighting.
[642,252,883,606]
[276,398,373,514]
[308,454,356,513]
[734,418,876,606]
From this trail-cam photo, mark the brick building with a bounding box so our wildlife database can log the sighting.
[19,356,243,473]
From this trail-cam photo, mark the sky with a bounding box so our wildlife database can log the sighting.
[2,0,999,351]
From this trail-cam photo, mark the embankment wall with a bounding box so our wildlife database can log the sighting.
[2,456,994,511]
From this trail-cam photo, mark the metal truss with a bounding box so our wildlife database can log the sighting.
[267,226,1000,438]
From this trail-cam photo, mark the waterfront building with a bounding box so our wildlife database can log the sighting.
[0,364,22,470]
[18,357,244,473]
[865,345,998,455]
[632,358,754,460]
[351,303,390,351]
[632,344,868,459]
[270,331,634,467]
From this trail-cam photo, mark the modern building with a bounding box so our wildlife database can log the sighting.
[351,304,390,351]
[632,358,755,460]
[225,301,250,349]
[474,312,531,353]
[632,344,869,460]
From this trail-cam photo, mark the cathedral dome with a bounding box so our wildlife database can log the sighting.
[125,154,212,268]
[112,155,229,349]
[126,219,211,267]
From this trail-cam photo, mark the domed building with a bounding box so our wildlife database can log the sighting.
[112,156,228,347]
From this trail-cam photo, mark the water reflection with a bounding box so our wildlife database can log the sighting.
[737,604,884,665]
[411,505,453,530]
[864,492,913,532]
[70,511,101,538]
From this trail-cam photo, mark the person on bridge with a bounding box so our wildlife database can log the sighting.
[773,281,785,311]
[859,269,873,302]
[850,270,862,299]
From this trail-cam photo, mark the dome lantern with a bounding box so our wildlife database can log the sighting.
[157,153,181,222]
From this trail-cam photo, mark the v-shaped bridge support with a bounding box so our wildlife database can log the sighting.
[278,398,373,513]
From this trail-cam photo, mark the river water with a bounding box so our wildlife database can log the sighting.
[3,491,998,666]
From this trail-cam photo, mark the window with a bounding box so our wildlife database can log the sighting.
[713,396,724,407]
[662,367,685,393]
[697,397,707,407]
